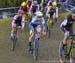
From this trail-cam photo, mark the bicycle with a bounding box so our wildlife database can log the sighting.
[30,27,40,60]
[11,25,18,51]
[59,34,75,63]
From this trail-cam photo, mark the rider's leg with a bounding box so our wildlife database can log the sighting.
[29,30,35,50]
[17,26,21,38]
[62,30,69,52]
[60,30,69,63]
[11,23,16,37]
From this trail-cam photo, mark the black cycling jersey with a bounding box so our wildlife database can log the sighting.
[15,16,22,26]
[64,14,75,30]
[49,8,56,18]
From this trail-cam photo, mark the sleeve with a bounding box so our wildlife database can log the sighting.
[12,15,17,23]
[46,7,50,17]
[13,15,18,20]
[60,19,67,27]
[47,1,51,6]
[47,1,50,6]
[30,4,32,9]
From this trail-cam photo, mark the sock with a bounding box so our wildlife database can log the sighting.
[29,42,32,47]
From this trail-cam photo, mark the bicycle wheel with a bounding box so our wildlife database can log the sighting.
[66,41,75,63]
[72,43,75,58]
[11,31,17,51]
[32,37,39,60]
[59,42,68,63]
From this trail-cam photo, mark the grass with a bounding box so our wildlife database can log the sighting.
[0,12,75,63]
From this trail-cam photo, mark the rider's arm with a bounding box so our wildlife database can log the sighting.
[30,4,33,11]
[12,15,18,23]
[60,19,67,29]
[29,17,36,31]
[46,7,50,17]
[37,5,40,11]
[47,1,52,7]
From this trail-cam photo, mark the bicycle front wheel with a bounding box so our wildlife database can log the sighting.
[32,38,39,60]
[11,31,17,51]
[59,42,68,63]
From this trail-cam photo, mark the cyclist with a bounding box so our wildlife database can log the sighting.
[40,0,49,11]
[19,1,29,13]
[11,10,25,39]
[47,0,54,7]
[46,1,58,29]
[60,12,75,63]
[46,1,58,22]
[46,0,55,10]
[30,1,40,16]
[28,11,46,51]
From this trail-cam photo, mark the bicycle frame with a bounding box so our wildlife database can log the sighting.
[66,35,75,59]
[59,34,75,63]
[32,30,40,60]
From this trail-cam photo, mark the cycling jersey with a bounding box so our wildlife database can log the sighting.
[12,15,25,26]
[60,14,75,31]
[46,1,58,18]
[20,2,29,12]
[48,7,56,18]
[60,14,75,38]
[47,0,52,6]
[29,16,46,32]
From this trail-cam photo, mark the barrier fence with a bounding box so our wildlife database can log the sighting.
[0,7,19,18]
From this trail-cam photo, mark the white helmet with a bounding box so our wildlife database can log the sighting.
[35,11,43,16]
[34,1,37,4]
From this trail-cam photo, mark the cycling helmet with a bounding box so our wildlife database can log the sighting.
[35,11,43,16]
[52,1,57,7]
[34,1,37,4]
[21,2,26,7]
